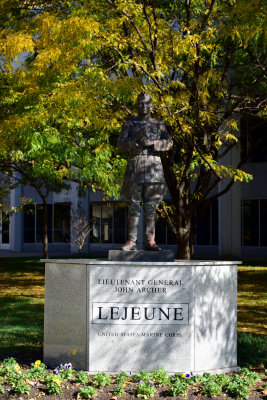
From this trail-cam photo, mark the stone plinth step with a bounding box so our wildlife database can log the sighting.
[108,250,175,262]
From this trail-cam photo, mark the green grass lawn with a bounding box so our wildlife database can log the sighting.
[238,264,267,336]
[0,258,266,365]
[0,258,44,362]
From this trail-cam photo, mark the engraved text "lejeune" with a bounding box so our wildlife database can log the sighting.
[92,303,189,325]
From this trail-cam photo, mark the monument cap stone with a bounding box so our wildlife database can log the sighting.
[108,249,175,262]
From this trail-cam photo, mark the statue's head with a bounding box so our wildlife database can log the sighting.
[136,92,152,118]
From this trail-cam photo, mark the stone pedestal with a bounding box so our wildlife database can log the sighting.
[43,259,240,374]
[108,250,175,261]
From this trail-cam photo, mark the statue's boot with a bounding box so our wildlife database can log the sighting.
[144,216,162,251]
[121,217,139,251]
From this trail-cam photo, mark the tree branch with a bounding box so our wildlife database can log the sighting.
[151,0,158,54]
[161,201,178,238]
[246,46,267,76]
[200,0,216,31]
[195,147,222,179]
[185,0,191,26]
[106,0,151,54]
[113,45,163,89]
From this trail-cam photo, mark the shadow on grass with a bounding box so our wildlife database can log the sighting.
[0,346,43,366]
[0,296,44,364]
[237,333,267,367]
[0,258,45,364]
[237,267,267,336]
[0,295,44,357]
[0,257,44,274]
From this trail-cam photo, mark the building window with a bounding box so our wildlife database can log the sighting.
[23,203,70,243]
[241,116,267,162]
[195,201,218,246]
[101,203,113,243]
[155,219,177,245]
[90,200,219,247]
[167,226,177,244]
[155,218,167,244]
[155,200,218,246]
[90,202,127,244]
[24,205,35,243]
[242,199,267,246]
[114,203,127,244]
[155,202,178,245]
[91,203,101,243]
[54,204,70,243]
[1,203,10,244]
[242,200,259,246]
[260,200,267,246]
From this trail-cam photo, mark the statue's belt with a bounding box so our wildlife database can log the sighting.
[131,148,159,156]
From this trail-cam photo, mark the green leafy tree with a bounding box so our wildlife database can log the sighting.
[0,173,16,213]
[0,158,71,259]
[0,0,124,258]
[0,0,266,258]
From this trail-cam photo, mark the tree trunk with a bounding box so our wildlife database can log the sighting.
[42,200,49,259]
[177,239,191,260]
[177,223,194,260]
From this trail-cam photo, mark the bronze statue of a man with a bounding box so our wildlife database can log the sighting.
[118,92,173,251]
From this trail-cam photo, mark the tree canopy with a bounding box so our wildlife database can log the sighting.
[0,0,266,258]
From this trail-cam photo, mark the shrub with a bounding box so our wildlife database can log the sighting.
[0,358,21,379]
[53,363,74,380]
[201,379,223,396]
[113,385,126,396]
[202,372,212,380]
[240,367,262,387]
[136,381,156,399]
[226,381,250,399]
[170,380,188,396]
[115,371,128,384]
[215,373,231,387]
[7,373,24,388]
[79,385,98,399]
[26,360,47,379]
[76,371,90,384]
[152,367,171,385]
[132,370,152,383]
[59,367,74,380]
[44,374,62,395]
[191,374,203,384]
[92,372,111,387]
[12,381,30,396]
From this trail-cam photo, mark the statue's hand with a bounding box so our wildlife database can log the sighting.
[136,127,153,147]
[143,139,153,146]
[136,127,147,140]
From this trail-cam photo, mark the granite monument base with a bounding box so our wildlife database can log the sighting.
[43,259,240,374]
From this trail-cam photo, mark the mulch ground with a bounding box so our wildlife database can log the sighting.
[0,375,267,400]
[1,385,267,400]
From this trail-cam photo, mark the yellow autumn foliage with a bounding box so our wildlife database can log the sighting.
[0,0,265,256]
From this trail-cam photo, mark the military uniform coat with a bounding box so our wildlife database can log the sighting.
[118,117,173,185]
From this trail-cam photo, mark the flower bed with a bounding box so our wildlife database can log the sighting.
[0,358,266,399]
